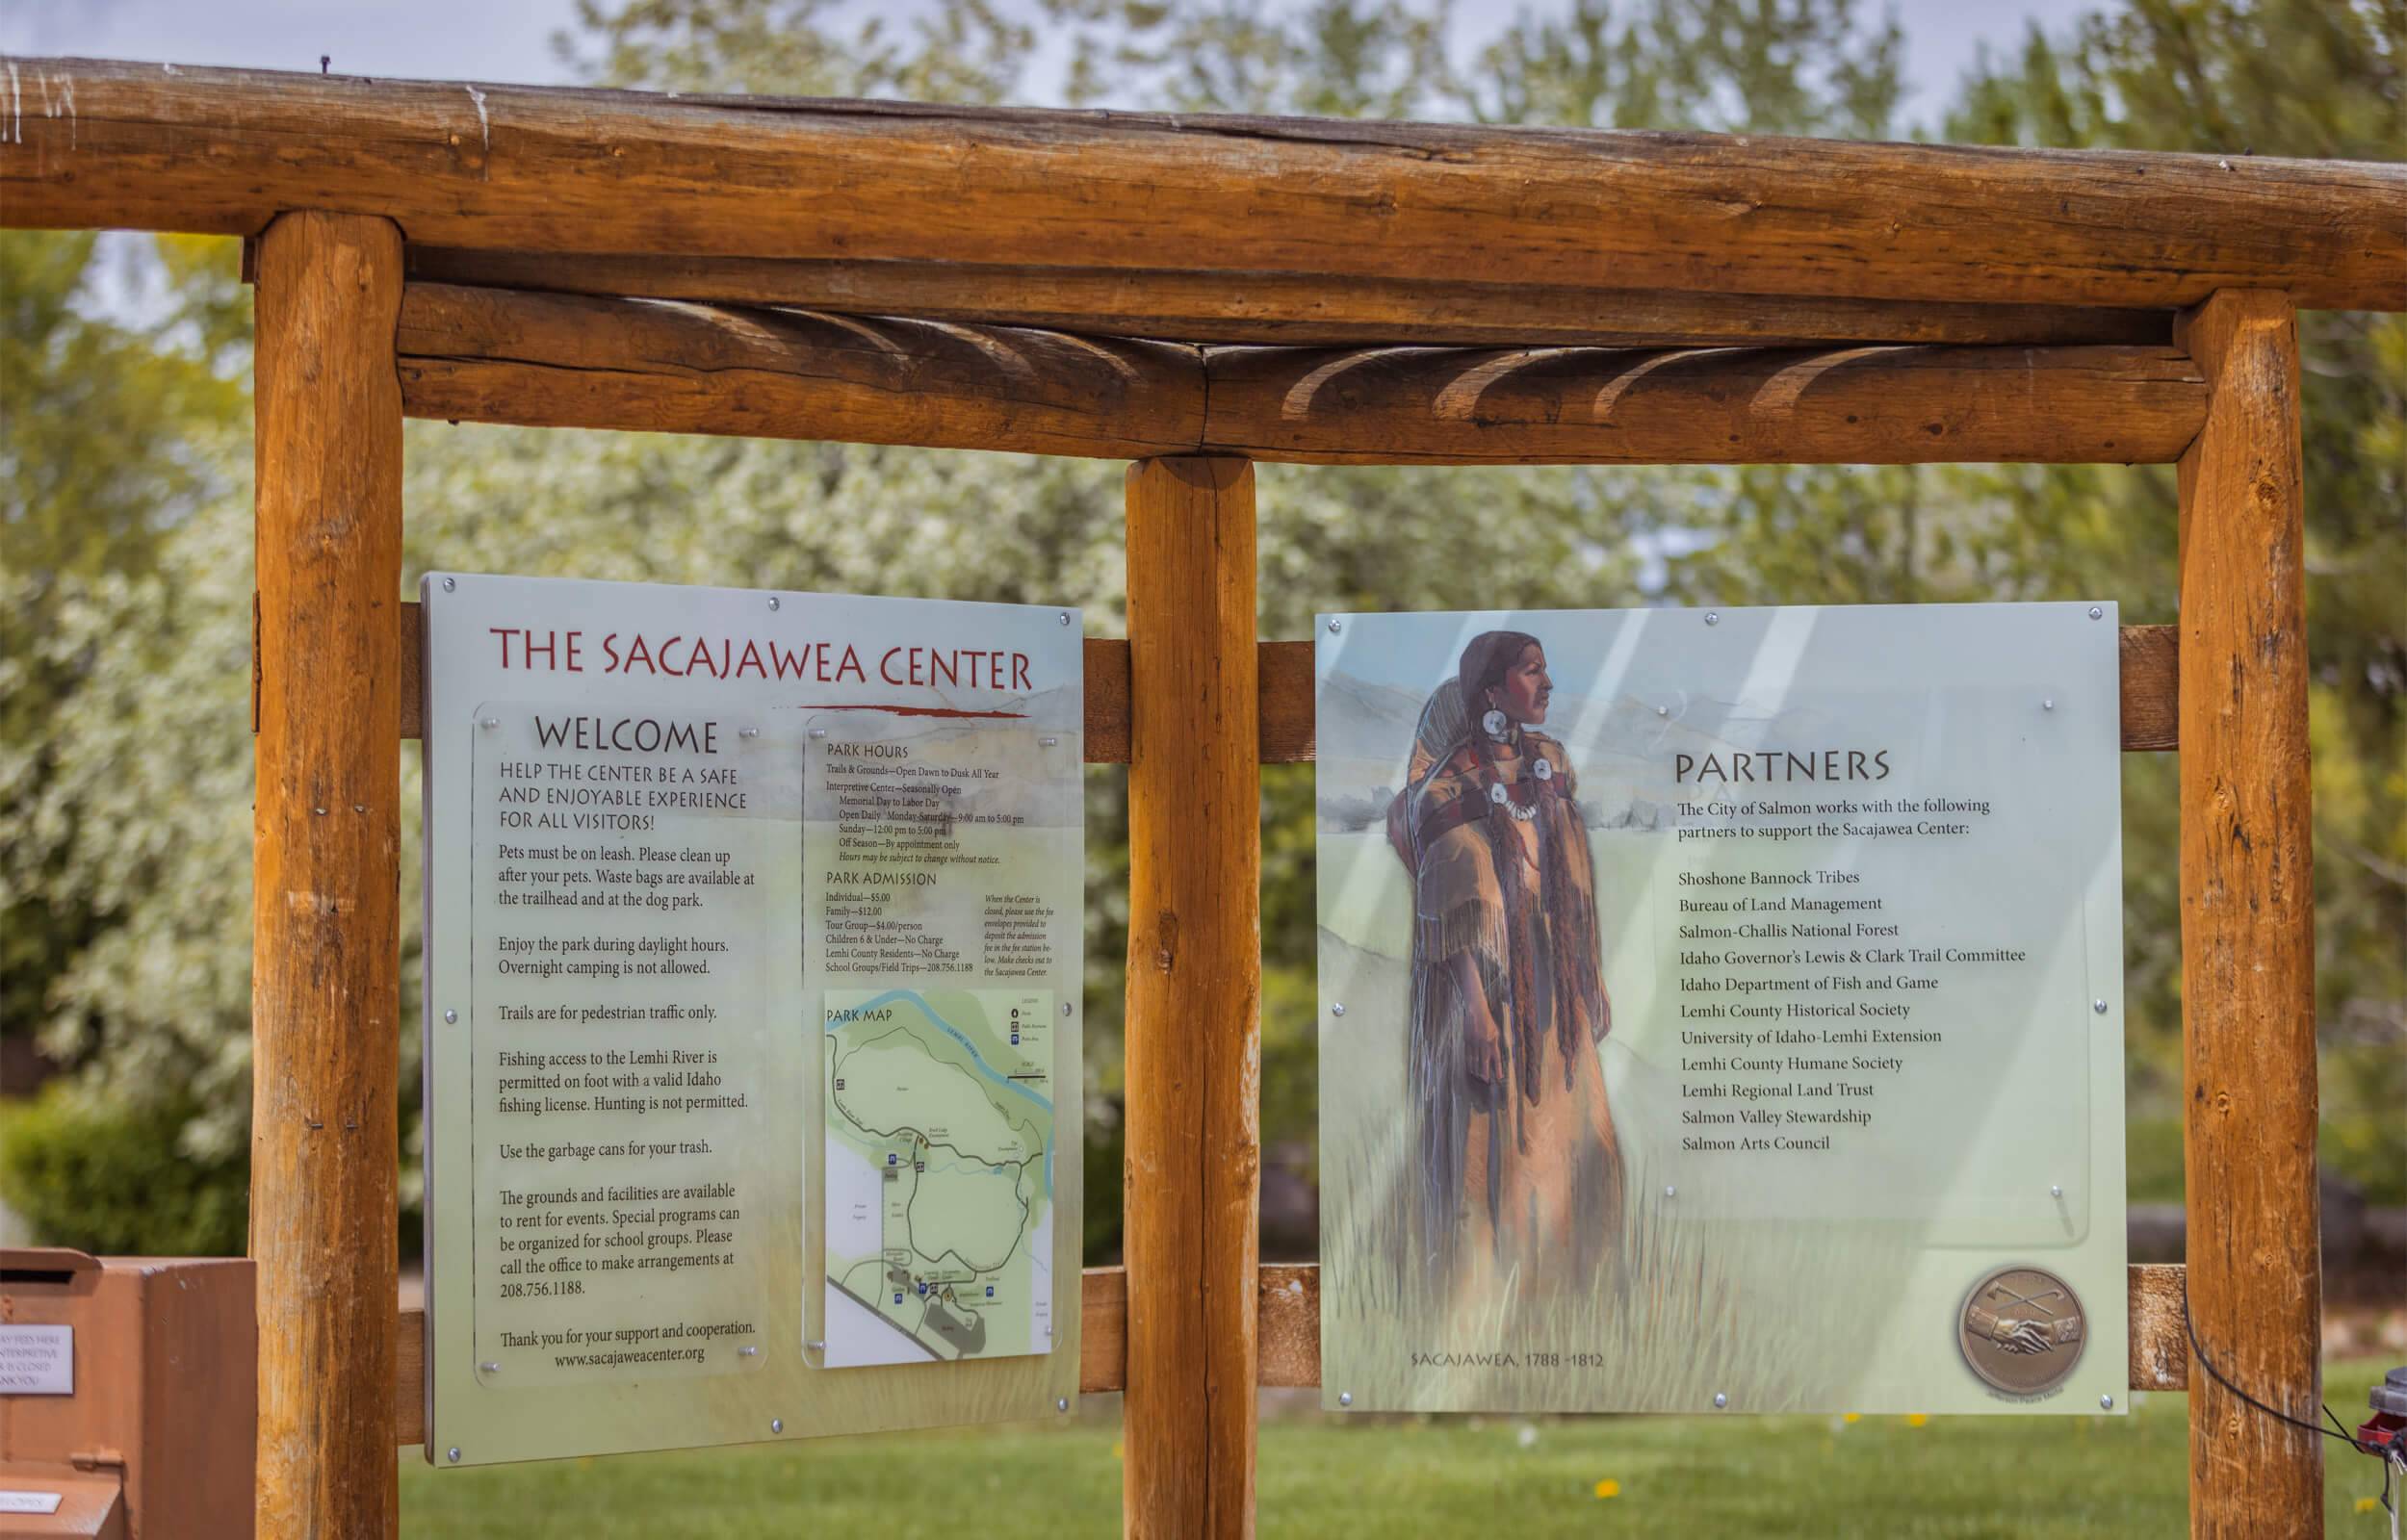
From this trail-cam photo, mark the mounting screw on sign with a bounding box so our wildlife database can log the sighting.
[442,577,456,592]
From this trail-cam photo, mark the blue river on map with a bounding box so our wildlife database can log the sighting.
[825,988,1054,1191]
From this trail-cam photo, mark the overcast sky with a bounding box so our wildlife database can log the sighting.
[8,0,2101,122]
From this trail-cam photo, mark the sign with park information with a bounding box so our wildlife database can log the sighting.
[1314,603,2127,1417]
[420,573,1083,1467]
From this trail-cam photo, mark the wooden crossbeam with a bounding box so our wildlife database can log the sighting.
[6,59,2401,318]
[404,247,2178,352]
[393,1262,2191,1446]
[393,286,2211,467]
[390,606,2179,754]
[397,285,1204,460]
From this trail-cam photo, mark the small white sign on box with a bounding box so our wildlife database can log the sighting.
[0,1324,72,1396]
[0,1493,65,1516]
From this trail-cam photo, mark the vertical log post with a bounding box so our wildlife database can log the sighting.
[1123,458,1261,1538]
[2175,289,2322,1536]
[251,211,406,1540]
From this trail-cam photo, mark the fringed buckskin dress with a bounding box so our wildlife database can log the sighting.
[1387,689,1623,1303]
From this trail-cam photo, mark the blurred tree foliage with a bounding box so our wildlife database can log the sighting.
[1950,0,2406,1192]
[2,232,247,1071]
[2,0,2397,1257]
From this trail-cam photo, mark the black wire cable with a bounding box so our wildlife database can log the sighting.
[2181,1281,2383,1456]
[2180,1280,2401,1522]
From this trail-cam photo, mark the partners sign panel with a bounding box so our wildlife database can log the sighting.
[421,574,1081,1466]
[1316,603,2126,1416]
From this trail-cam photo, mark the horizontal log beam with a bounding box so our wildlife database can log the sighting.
[392,607,2177,754]
[1204,343,2206,465]
[405,248,2175,351]
[393,1261,2189,1443]
[396,286,2208,466]
[7,58,2400,316]
[397,285,1204,460]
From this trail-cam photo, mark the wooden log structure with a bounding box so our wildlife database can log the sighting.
[396,284,1205,459]
[389,1261,2196,1446]
[1201,341,2207,466]
[5,58,2403,319]
[249,211,405,1539]
[404,247,2178,350]
[10,47,2360,1540]
[391,604,2182,756]
[2174,291,2322,1534]
[390,284,2213,465]
[1121,460,1262,1538]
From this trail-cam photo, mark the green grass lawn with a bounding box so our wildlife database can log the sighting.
[403,1356,2398,1536]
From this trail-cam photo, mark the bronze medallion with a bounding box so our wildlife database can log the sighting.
[1957,1265,2086,1397]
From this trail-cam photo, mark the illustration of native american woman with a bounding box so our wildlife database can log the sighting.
[1385,630,1623,1297]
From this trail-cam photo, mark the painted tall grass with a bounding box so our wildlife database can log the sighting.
[1319,932,1912,1414]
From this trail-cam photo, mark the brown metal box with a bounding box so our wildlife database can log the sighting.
[1,1251,254,1538]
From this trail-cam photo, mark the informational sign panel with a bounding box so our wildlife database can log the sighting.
[422,574,1082,1466]
[1316,603,2127,1416]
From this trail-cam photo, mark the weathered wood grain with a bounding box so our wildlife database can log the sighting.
[405,247,2176,350]
[395,609,2175,755]
[1124,458,1261,1538]
[1081,1265,1130,1397]
[1205,343,2207,465]
[2174,290,2321,1535]
[396,1296,426,1448]
[250,210,404,1540]
[2119,624,2178,752]
[2128,1261,2191,1395]
[1257,1265,1321,1390]
[1083,637,1131,764]
[8,59,2401,314]
[397,283,1204,458]
[1257,641,1317,763]
[395,285,2210,465]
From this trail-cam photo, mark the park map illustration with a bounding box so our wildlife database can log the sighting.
[822,988,1055,1365]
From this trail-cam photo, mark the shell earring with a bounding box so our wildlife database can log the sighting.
[1482,708,1511,740]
